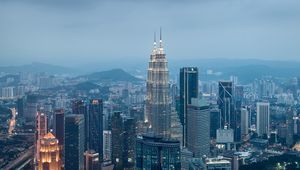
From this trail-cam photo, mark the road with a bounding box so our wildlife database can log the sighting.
[3,145,34,170]
[8,108,16,137]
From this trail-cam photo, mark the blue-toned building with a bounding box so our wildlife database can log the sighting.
[65,114,85,170]
[72,99,103,166]
[88,99,104,164]
[179,67,198,147]
[136,134,181,170]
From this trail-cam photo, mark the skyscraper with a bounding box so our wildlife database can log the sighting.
[187,98,210,158]
[65,114,85,170]
[72,99,103,166]
[241,108,249,140]
[256,102,270,137]
[136,134,181,170]
[84,150,100,170]
[53,109,64,165]
[179,67,198,147]
[54,109,64,145]
[111,111,136,169]
[88,99,103,164]
[111,111,123,169]
[218,81,234,130]
[145,30,171,137]
[38,132,61,170]
[72,100,89,150]
[286,108,295,147]
[122,117,136,169]
[210,108,220,139]
[218,81,241,142]
[103,130,112,161]
[36,111,48,164]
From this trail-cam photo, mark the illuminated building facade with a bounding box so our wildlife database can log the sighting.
[145,30,171,137]
[36,111,48,164]
[38,132,61,170]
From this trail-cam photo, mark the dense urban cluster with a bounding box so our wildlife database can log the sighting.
[0,35,300,170]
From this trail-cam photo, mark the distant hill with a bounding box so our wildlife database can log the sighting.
[0,62,77,75]
[74,81,100,90]
[167,58,300,83]
[79,69,142,82]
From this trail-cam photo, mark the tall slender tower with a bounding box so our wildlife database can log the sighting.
[36,111,48,165]
[146,29,171,137]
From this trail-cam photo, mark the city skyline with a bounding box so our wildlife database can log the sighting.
[1,1,300,169]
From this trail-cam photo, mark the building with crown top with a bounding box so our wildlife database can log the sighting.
[145,30,171,138]
[38,132,61,170]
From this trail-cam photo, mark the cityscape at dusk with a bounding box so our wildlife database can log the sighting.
[1,0,300,170]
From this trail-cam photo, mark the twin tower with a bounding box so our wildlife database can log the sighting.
[145,29,171,138]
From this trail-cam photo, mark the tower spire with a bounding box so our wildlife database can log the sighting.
[151,31,157,56]
[154,31,157,48]
[159,27,162,48]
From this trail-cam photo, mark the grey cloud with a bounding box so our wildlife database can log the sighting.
[0,0,299,67]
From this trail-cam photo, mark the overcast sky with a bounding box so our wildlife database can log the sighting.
[0,0,300,67]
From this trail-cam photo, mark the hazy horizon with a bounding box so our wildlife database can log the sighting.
[1,0,300,66]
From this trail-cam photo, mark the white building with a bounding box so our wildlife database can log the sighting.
[1,87,14,99]
[187,98,210,158]
[103,130,112,161]
[241,108,249,139]
[256,102,270,137]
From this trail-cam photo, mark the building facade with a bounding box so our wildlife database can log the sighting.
[36,111,48,164]
[179,67,198,147]
[38,132,61,170]
[241,108,249,140]
[103,130,112,161]
[136,135,181,170]
[187,98,210,158]
[88,99,104,164]
[84,150,100,170]
[65,114,85,170]
[256,102,270,137]
[145,31,171,137]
